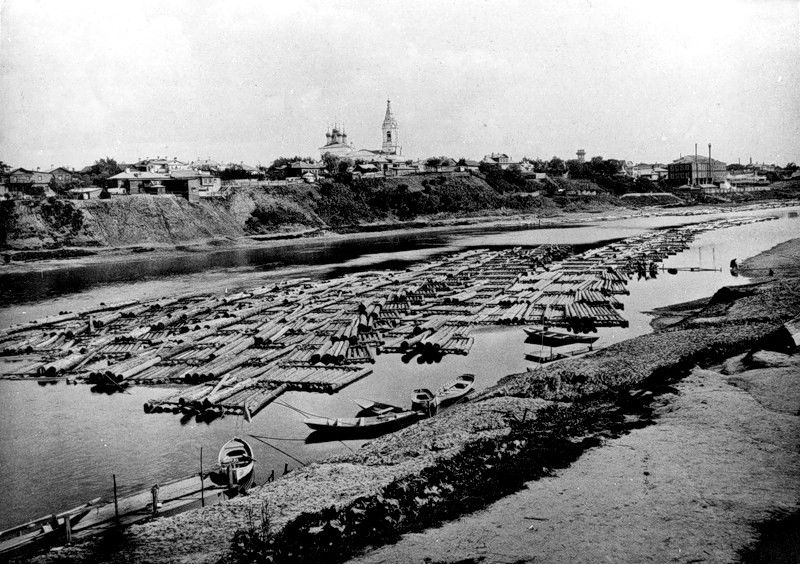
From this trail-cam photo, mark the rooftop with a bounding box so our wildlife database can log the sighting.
[671,155,727,166]
[107,171,170,181]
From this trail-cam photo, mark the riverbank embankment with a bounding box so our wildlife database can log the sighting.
[33,239,800,564]
[349,241,800,564]
[2,186,797,276]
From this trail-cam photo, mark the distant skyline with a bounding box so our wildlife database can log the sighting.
[1,0,799,170]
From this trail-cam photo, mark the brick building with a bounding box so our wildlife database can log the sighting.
[667,155,727,185]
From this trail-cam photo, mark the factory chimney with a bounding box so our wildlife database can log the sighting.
[708,143,712,184]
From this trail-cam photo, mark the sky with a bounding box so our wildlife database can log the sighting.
[0,0,798,170]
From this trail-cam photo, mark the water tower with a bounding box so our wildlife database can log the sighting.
[576,149,586,163]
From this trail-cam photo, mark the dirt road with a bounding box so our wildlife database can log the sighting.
[350,363,800,564]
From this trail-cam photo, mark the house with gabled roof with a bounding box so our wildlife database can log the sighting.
[107,169,170,195]
[49,167,77,185]
[481,153,513,169]
[166,169,221,201]
[133,157,190,174]
[7,168,55,198]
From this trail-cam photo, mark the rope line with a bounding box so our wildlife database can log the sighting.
[248,434,308,467]
[246,434,307,442]
[275,400,324,419]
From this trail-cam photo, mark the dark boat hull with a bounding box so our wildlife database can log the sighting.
[304,411,418,439]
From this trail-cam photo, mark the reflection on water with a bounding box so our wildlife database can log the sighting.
[0,206,797,529]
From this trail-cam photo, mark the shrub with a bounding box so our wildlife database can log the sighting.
[245,203,315,232]
[316,182,376,227]
[40,198,83,233]
[0,200,16,248]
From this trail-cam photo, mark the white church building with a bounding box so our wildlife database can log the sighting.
[319,100,403,162]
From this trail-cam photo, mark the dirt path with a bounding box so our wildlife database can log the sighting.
[349,365,800,564]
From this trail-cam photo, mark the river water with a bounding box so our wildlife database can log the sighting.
[0,206,798,530]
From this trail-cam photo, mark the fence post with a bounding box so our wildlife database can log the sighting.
[113,474,119,521]
[64,514,72,544]
[151,484,159,517]
[200,446,205,508]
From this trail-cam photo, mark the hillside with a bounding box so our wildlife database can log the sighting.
[1,174,615,251]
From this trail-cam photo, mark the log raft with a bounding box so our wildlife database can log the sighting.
[0,216,777,421]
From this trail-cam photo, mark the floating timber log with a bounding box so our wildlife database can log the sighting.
[1,216,775,423]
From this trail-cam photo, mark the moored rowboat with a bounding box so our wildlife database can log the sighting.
[411,388,439,415]
[208,437,254,492]
[524,326,599,347]
[435,373,475,406]
[353,398,405,416]
[303,410,418,438]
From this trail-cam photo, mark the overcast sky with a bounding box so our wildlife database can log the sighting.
[1,0,798,169]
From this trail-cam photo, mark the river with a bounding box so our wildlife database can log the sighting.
[0,205,798,530]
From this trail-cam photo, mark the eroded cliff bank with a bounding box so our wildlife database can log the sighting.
[1,175,618,251]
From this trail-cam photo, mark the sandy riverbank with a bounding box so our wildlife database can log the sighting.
[28,238,800,563]
[350,362,799,564]
[347,241,800,564]
[3,199,795,276]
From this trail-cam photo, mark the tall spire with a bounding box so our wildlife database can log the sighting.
[383,99,397,128]
[381,99,400,155]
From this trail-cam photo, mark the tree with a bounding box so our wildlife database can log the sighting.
[322,153,340,175]
[546,156,566,176]
[633,177,657,193]
[425,157,442,170]
[267,156,315,180]
[566,159,587,179]
[337,158,353,173]
[504,163,525,187]
[85,157,122,186]
[48,176,83,197]
[605,159,623,175]
[478,161,498,175]
[220,166,263,181]
[522,157,547,172]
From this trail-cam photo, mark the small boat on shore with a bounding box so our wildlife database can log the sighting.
[411,388,439,415]
[524,326,599,348]
[0,497,101,556]
[353,398,405,416]
[303,410,418,438]
[208,437,254,492]
[435,373,475,406]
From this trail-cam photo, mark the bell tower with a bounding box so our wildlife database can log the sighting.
[381,99,400,155]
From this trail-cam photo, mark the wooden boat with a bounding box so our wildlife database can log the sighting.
[524,326,599,348]
[0,497,101,555]
[435,373,475,406]
[303,410,418,438]
[353,398,405,416]
[411,388,439,415]
[208,437,254,492]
